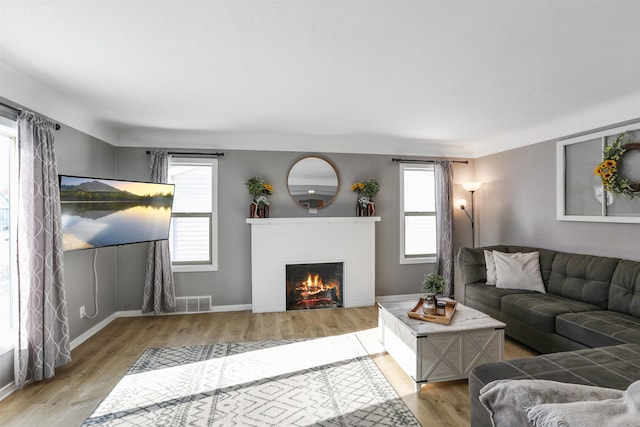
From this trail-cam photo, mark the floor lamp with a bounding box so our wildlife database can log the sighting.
[457,182,482,247]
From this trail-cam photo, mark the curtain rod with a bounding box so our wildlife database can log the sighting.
[0,101,61,131]
[146,150,224,157]
[392,158,468,164]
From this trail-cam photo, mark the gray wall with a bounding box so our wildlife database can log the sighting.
[115,147,473,309]
[475,139,640,261]
[55,126,118,338]
[0,352,12,389]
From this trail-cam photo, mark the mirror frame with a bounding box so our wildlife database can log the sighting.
[287,155,340,210]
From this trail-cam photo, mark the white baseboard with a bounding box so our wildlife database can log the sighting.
[70,312,118,350]
[210,304,252,312]
[70,303,253,351]
[0,382,17,402]
[115,303,253,317]
[115,310,150,318]
[69,297,419,353]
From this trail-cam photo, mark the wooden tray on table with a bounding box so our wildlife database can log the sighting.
[407,298,457,325]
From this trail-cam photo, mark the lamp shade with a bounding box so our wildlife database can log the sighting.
[456,199,467,209]
[463,182,482,192]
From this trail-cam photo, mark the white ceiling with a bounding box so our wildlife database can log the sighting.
[2,0,640,158]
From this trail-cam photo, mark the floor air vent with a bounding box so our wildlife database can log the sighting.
[175,296,212,313]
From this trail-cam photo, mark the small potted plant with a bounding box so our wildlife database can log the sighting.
[422,273,445,314]
[422,273,445,295]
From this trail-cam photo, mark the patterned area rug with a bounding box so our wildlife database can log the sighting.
[83,334,419,426]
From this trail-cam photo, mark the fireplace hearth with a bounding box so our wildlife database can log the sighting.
[286,262,344,310]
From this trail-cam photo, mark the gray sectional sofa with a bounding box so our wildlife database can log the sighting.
[457,245,640,426]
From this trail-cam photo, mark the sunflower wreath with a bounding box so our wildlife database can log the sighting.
[594,132,640,198]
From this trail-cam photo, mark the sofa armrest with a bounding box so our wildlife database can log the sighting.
[457,246,506,304]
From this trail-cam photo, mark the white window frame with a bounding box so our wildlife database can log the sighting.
[168,156,218,272]
[399,163,437,264]
[0,121,17,355]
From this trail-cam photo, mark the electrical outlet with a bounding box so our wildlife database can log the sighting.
[80,306,86,318]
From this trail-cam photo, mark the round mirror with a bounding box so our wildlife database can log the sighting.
[287,156,339,209]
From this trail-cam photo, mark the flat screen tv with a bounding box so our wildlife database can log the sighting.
[59,175,175,251]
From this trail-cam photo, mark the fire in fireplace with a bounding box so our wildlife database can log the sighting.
[286,262,344,310]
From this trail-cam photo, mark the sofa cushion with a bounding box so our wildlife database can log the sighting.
[609,260,640,317]
[547,252,619,309]
[501,293,600,333]
[465,283,537,311]
[556,311,640,347]
[471,344,640,391]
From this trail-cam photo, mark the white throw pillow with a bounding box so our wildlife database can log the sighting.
[493,251,546,293]
[485,250,522,285]
[484,250,497,285]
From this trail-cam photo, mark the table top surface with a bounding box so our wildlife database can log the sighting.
[378,299,506,336]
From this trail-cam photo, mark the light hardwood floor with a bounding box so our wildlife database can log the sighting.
[0,306,536,426]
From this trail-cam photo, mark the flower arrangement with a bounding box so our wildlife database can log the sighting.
[351,179,380,198]
[594,133,639,198]
[422,273,445,295]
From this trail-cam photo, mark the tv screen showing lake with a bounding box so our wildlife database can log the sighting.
[59,176,175,251]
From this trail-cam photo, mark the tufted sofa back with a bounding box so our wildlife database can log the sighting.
[548,253,620,309]
[609,260,640,316]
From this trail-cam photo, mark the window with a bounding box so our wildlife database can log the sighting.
[400,163,437,264]
[0,123,17,353]
[168,157,218,272]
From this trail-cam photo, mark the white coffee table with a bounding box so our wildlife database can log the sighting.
[378,299,505,391]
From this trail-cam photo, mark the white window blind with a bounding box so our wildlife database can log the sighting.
[400,164,437,263]
[168,157,218,271]
[171,165,212,212]
[170,217,210,263]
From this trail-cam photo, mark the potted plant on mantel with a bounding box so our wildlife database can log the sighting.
[421,273,445,314]
[351,178,380,216]
[246,176,273,218]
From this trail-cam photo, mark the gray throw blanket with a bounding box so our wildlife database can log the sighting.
[527,380,640,427]
[479,379,624,427]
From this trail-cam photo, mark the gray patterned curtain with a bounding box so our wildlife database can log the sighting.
[15,111,71,388]
[435,161,454,297]
[142,151,176,314]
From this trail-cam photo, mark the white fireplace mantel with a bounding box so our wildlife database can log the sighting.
[247,216,381,313]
